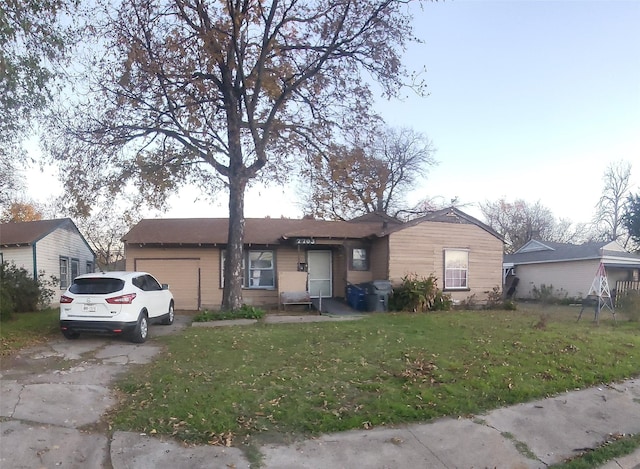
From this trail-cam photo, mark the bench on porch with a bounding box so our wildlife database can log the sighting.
[278,271,312,311]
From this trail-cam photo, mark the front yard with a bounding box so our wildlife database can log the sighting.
[110,305,640,450]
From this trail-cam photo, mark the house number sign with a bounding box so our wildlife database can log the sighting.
[296,238,315,245]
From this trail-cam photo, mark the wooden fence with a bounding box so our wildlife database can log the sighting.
[615,280,640,306]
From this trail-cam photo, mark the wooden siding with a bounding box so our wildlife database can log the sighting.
[136,258,200,310]
[1,246,33,274]
[36,225,94,289]
[126,245,319,310]
[513,259,600,299]
[127,246,217,309]
[2,226,94,307]
[387,222,503,304]
[369,236,389,280]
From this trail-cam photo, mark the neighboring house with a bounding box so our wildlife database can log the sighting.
[122,207,504,310]
[503,239,640,300]
[0,219,96,305]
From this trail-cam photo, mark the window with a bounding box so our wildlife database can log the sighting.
[133,274,162,291]
[60,257,69,289]
[220,249,274,289]
[248,251,274,288]
[444,250,469,290]
[70,277,125,294]
[71,259,79,282]
[86,261,94,274]
[351,248,369,271]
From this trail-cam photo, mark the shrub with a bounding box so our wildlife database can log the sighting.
[531,283,568,305]
[617,290,640,322]
[389,273,451,312]
[484,286,517,311]
[193,304,266,322]
[0,263,57,320]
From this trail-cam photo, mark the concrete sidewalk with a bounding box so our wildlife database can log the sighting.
[1,313,639,468]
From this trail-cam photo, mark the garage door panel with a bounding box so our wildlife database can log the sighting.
[136,259,200,310]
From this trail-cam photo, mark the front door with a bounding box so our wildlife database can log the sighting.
[307,250,332,298]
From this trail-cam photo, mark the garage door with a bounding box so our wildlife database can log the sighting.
[135,259,200,310]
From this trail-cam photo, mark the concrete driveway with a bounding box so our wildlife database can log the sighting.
[0,314,248,468]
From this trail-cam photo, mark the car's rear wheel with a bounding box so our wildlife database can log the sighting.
[131,312,148,343]
[161,302,175,325]
[62,329,80,340]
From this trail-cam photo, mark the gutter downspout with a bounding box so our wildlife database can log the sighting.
[32,243,37,280]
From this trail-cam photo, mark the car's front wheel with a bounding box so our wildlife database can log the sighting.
[161,302,174,325]
[130,312,149,343]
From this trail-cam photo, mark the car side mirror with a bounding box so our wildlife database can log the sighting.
[162,283,169,290]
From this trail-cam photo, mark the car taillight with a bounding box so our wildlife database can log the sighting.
[106,293,137,304]
[60,295,74,303]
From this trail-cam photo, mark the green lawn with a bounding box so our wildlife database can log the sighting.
[111,305,640,452]
[0,308,60,355]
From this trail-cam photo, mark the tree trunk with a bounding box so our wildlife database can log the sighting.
[222,174,246,311]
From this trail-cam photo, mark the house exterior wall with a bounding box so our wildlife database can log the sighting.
[1,246,33,274]
[513,259,600,299]
[36,226,95,291]
[1,226,94,307]
[126,244,334,310]
[387,222,503,304]
[369,236,389,281]
[124,219,504,308]
[514,261,636,300]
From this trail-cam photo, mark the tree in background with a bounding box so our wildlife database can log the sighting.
[0,159,22,208]
[480,198,588,254]
[0,0,79,156]
[0,201,43,223]
[50,0,424,310]
[623,193,640,252]
[74,204,140,271]
[302,127,436,220]
[593,160,632,246]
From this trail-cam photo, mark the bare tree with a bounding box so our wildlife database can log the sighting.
[49,0,424,310]
[302,126,436,220]
[480,198,588,254]
[76,207,140,271]
[593,160,632,246]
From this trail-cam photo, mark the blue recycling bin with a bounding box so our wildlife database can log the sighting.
[346,283,366,311]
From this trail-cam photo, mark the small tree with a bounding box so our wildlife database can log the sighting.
[622,192,640,252]
[1,201,44,223]
[0,263,56,319]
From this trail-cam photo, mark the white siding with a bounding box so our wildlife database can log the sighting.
[1,246,34,274]
[514,259,600,299]
[36,225,94,291]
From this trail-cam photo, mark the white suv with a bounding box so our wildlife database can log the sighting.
[60,271,175,343]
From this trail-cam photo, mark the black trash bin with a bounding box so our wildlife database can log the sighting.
[361,280,392,312]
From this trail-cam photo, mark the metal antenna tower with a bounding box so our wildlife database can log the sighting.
[578,262,616,323]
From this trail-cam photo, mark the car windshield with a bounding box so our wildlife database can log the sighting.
[69,278,125,294]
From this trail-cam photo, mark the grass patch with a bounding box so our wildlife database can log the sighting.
[110,306,640,448]
[550,433,640,468]
[0,308,60,356]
